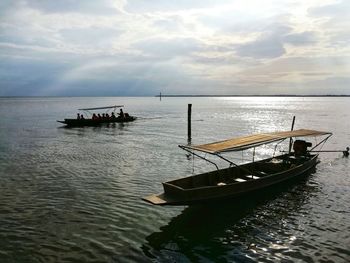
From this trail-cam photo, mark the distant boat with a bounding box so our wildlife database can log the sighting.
[57,105,136,127]
[143,129,333,206]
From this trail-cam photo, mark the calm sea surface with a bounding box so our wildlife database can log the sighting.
[0,97,349,262]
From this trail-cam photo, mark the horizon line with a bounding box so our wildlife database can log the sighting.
[1,94,350,98]
[156,94,350,97]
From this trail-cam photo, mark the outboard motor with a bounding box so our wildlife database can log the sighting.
[293,140,312,157]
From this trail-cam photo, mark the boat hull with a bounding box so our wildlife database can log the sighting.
[143,154,318,206]
[57,116,136,127]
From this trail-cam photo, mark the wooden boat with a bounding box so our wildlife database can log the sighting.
[57,105,136,127]
[143,129,333,206]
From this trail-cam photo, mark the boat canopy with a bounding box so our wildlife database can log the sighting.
[181,129,332,154]
[78,105,123,111]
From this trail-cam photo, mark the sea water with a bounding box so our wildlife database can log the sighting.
[0,97,349,262]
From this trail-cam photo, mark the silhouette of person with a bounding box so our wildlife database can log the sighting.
[119,109,124,118]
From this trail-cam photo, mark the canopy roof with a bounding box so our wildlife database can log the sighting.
[78,105,123,111]
[181,129,332,154]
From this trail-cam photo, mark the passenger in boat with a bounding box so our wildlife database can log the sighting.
[77,113,81,120]
[92,113,98,120]
[80,114,85,119]
[111,112,116,119]
[102,113,106,119]
[98,113,102,120]
[106,113,110,119]
[119,109,124,118]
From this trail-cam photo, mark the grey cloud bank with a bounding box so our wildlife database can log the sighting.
[0,0,349,96]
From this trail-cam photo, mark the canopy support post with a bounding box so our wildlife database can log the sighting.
[288,116,296,155]
[179,145,219,170]
[187,104,192,143]
[310,134,332,151]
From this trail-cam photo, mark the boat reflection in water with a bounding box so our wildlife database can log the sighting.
[142,169,318,262]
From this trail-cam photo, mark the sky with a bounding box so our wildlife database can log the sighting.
[0,0,349,96]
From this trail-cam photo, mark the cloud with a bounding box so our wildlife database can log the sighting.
[152,16,186,32]
[0,1,17,16]
[0,0,349,96]
[308,0,350,18]
[303,76,350,94]
[125,0,226,13]
[133,37,204,59]
[308,1,350,49]
[240,56,350,76]
[234,24,291,59]
[234,56,350,94]
[24,0,120,15]
[59,27,122,48]
[0,56,71,96]
[236,36,286,59]
[283,31,316,46]
[32,56,214,96]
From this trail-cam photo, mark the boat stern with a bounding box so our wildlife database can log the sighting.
[142,194,168,205]
[142,193,185,205]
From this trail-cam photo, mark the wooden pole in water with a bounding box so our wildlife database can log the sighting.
[188,104,192,143]
[288,116,296,154]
